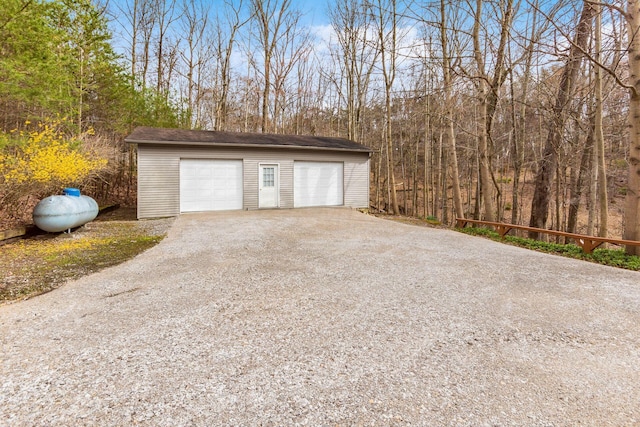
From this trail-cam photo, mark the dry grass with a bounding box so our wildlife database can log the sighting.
[0,208,168,304]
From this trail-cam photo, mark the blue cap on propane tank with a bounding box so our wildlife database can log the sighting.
[63,188,81,197]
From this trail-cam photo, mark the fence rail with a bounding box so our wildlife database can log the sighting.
[455,218,640,254]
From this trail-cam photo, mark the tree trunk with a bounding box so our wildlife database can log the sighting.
[511,0,537,224]
[471,0,514,222]
[472,0,494,221]
[624,0,640,254]
[434,131,443,219]
[567,122,592,235]
[261,49,270,133]
[588,106,597,236]
[441,0,464,219]
[423,90,430,218]
[329,0,378,143]
[131,0,138,86]
[385,98,399,215]
[214,2,246,131]
[375,0,399,215]
[441,134,448,224]
[252,0,282,133]
[594,3,608,237]
[529,1,594,238]
[477,92,495,221]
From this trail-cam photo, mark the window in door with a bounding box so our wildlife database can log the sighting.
[263,167,275,187]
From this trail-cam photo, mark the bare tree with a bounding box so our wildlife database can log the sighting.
[372,0,403,215]
[213,0,250,131]
[593,2,608,237]
[152,0,180,97]
[545,0,639,250]
[251,0,298,133]
[178,0,210,127]
[439,0,464,220]
[110,0,156,89]
[329,0,379,142]
[270,11,311,133]
[529,1,594,237]
[470,0,516,222]
[509,0,543,224]
[138,0,156,89]
[624,0,640,253]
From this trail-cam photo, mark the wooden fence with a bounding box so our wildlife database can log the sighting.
[455,218,640,254]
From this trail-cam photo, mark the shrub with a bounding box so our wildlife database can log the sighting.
[0,118,108,225]
[425,215,441,225]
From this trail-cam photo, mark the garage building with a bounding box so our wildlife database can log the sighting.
[125,127,372,219]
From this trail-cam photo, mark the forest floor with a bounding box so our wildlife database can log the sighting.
[390,170,628,240]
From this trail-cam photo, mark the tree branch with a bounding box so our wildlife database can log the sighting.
[585,0,628,20]
[0,0,34,31]
[532,0,636,97]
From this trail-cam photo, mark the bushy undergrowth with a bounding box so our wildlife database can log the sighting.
[457,226,640,271]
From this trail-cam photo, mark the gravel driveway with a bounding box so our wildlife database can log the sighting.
[1,208,639,426]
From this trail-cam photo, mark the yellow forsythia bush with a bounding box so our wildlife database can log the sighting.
[1,118,107,190]
[0,118,109,225]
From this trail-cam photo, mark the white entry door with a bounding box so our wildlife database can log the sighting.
[259,164,279,208]
[294,161,343,207]
[180,159,243,212]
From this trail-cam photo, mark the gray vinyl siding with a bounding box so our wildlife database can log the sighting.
[343,158,370,208]
[243,159,295,209]
[280,161,294,207]
[137,145,180,219]
[136,144,370,219]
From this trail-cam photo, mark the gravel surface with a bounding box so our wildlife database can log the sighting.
[1,208,639,426]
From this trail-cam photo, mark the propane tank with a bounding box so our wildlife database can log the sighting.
[33,188,99,233]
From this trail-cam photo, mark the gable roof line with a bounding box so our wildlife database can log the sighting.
[124,126,373,153]
[125,138,373,153]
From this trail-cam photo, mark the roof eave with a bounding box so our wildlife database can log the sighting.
[125,138,374,153]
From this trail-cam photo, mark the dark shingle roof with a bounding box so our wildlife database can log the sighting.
[125,127,372,153]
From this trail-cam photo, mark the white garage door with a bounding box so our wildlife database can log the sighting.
[180,159,243,212]
[294,161,343,207]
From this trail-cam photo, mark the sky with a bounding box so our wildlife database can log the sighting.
[295,0,331,26]
[104,0,335,54]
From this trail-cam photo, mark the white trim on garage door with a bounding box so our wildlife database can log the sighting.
[180,159,243,212]
[294,161,343,208]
